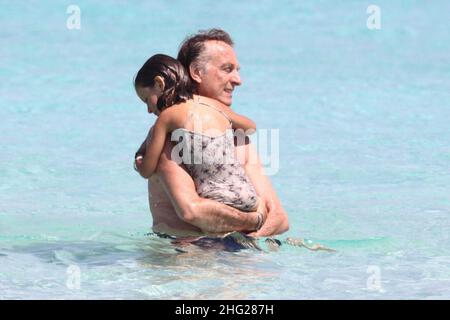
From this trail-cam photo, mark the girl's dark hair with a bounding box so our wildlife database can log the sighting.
[134,54,192,111]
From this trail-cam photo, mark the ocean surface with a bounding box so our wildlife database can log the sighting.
[1,0,450,299]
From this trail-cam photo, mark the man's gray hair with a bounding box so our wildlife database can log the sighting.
[177,28,234,81]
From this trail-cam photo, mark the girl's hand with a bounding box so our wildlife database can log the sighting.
[134,156,144,174]
[135,126,154,159]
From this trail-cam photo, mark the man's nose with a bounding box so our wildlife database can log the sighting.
[231,70,242,86]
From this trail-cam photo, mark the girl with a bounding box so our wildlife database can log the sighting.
[134,54,262,214]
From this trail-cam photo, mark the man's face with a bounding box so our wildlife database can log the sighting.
[195,41,242,106]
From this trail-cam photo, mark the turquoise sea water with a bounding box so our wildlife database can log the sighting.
[1,0,450,299]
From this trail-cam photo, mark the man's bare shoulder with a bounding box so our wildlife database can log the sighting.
[197,95,229,110]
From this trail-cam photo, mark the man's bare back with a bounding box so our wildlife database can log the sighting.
[148,175,204,237]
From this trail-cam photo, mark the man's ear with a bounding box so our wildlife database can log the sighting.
[189,64,202,84]
[154,76,165,92]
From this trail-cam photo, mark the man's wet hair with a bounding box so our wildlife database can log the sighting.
[177,28,234,84]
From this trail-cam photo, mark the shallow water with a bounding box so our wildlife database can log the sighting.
[1,0,450,299]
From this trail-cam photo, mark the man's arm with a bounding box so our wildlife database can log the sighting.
[155,139,265,235]
[220,106,256,133]
[239,137,289,237]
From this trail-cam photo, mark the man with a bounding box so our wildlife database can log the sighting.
[136,29,289,239]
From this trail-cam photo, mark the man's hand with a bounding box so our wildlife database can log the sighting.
[255,196,268,225]
[241,141,289,238]
[244,197,268,237]
[251,195,288,237]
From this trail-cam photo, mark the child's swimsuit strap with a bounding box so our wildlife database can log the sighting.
[193,97,233,128]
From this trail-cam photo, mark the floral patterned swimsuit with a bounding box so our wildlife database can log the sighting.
[177,101,258,212]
